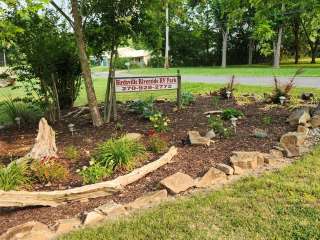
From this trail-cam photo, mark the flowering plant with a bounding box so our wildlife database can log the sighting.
[149,112,170,132]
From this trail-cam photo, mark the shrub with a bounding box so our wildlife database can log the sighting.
[128,96,156,119]
[64,146,80,161]
[147,136,168,154]
[0,161,30,191]
[208,116,234,138]
[94,138,146,171]
[31,159,69,184]
[149,112,170,132]
[222,108,244,120]
[181,92,195,106]
[78,161,112,184]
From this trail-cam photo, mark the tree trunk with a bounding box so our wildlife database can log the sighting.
[164,2,170,69]
[273,26,283,68]
[70,0,103,127]
[292,17,300,64]
[311,39,319,64]
[248,39,254,65]
[221,28,228,68]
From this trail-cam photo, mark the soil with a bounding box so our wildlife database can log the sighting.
[0,96,294,234]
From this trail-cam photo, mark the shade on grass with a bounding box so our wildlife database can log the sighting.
[61,146,320,240]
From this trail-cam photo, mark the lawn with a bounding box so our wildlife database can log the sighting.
[2,78,320,124]
[61,145,320,240]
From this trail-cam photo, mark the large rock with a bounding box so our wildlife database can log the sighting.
[188,131,211,146]
[0,221,55,240]
[125,190,167,210]
[83,211,105,226]
[53,218,82,235]
[230,151,264,170]
[287,108,310,126]
[196,168,226,188]
[310,115,320,128]
[215,163,234,175]
[280,132,307,157]
[27,118,57,160]
[96,200,127,218]
[160,172,195,194]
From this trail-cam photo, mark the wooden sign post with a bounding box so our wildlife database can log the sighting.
[106,70,182,122]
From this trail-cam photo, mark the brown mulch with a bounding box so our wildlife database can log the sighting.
[0,96,294,234]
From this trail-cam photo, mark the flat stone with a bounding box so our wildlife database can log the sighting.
[0,221,55,240]
[297,125,309,136]
[215,163,234,175]
[160,172,195,194]
[287,108,310,126]
[230,151,264,169]
[125,190,167,210]
[263,154,278,165]
[188,131,211,146]
[280,132,308,157]
[54,218,81,235]
[269,149,283,159]
[233,166,244,175]
[123,133,143,141]
[96,200,127,218]
[205,130,216,139]
[253,128,268,138]
[83,211,105,226]
[311,115,320,128]
[196,168,226,188]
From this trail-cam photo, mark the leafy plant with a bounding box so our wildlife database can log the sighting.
[149,112,170,132]
[94,137,146,171]
[31,159,69,184]
[64,146,80,161]
[222,108,244,120]
[211,96,220,107]
[262,116,273,125]
[181,92,195,106]
[147,136,168,154]
[208,116,234,138]
[0,161,30,191]
[128,96,157,119]
[78,161,112,184]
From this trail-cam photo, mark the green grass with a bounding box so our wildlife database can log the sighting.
[129,63,320,77]
[91,66,109,72]
[61,146,320,240]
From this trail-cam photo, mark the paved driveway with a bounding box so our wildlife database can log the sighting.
[93,72,320,88]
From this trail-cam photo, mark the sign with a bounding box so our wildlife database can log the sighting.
[115,76,178,93]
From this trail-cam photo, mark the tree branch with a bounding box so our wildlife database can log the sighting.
[50,0,74,29]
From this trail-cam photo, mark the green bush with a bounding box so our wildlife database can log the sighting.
[208,116,234,138]
[147,136,168,154]
[222,108,244,120]
[149,112,170,133]
[181,92,195,106]
[128,96,157,119]
[64,146,80,161]
[0,161,30,191]
[149,55,164,68]
[31,159,69,184]
[78,161,112,184]
[94,138,146,171]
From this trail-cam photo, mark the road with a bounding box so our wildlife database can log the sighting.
[93,72,320,88]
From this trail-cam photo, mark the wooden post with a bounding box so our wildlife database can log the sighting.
[177,69,182,110]
[112,70,117,121]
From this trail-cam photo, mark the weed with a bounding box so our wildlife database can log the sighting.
[147,136,168,154]
[181,92,195,106]
[64,146,80,161]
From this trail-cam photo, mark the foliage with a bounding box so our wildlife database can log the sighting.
[64,146,80,161]
[218,75,236,99]
[149,112,170,133]
[147,136,168,154]
[208,116,234,138]
[0,161,30,191]
[261,116,273,125]
[94,138,146,171]
[128,96,157,119]
[149,55,165,68]
[78,161,112,185]
[221,108,244,120]
[0,97,41,124]
[211,96,220,107]
[31,159,69,184]
[181,92,195,107]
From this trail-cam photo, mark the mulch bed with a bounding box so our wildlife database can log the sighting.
[0,96,294,234]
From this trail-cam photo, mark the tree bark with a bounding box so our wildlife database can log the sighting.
[311,39,319,64]
[164,2,170,69]
[70,0,103,127]
[248,39,254,65]
[292,17,300,64]
[273,26,283,68]
[221,28,228,68]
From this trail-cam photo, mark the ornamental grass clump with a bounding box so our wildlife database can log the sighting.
[0,161,30,191]
[94,137,146,171]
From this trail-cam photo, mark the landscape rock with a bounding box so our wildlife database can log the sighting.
[123,133,143,141]
[188,131,211,146]
[297,125,309,136]
[205,130,216,139]
[263,154,278,165]
[53,218,82,235]
[230,151,265,170]
[253,128,268,138]
[233,165,244,175]
[83,211,105,226]
[125,190,168,210]
[96,200,127,217]
[160,172,195,194]
[287,108,310,126]
[310,115,320,128]
[269,149,283,159]
[280,132,308,157]
[215,163,234,175]
[0,221,55,240]
[196,168,226,188]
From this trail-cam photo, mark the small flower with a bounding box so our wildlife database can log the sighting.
[82,166,88,170]
[89,160,95,166]
[76,169,81,173]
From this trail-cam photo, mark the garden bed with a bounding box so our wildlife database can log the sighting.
[0,96,294,234]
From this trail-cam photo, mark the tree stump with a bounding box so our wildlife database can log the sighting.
[27,118,57,160]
